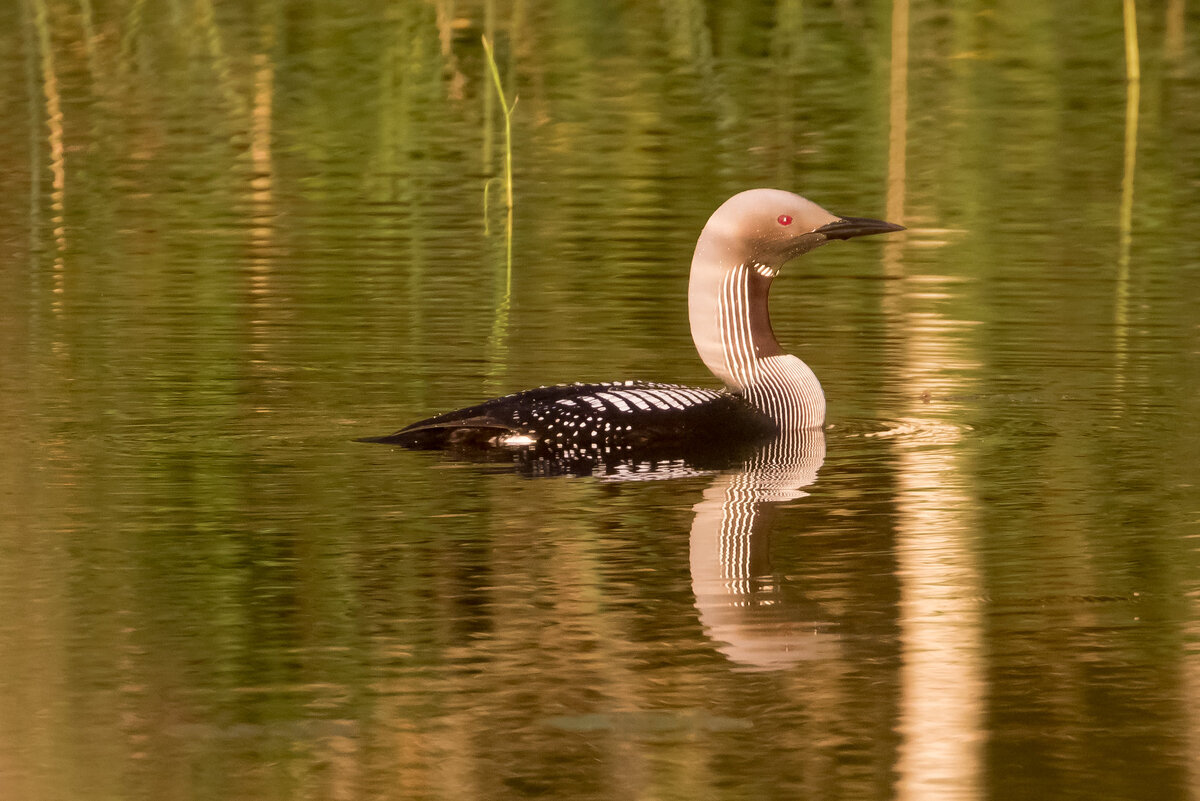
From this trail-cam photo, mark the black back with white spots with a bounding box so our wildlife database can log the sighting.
[364,381,777,458]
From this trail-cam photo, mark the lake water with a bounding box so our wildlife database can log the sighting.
[2,2,1199,800]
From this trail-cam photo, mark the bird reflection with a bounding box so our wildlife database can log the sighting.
[390,426,834,671]
[688,427,837,671]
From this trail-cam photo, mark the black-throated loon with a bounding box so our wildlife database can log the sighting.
[362,189,903,454]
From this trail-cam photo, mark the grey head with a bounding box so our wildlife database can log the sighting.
[688,189,903,426]
[690,188,903,280]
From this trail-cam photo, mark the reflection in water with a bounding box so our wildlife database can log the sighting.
[884,32,985,786]
[689,427,833,671]
[403,422,836,673]
[29,0,67,287]
[1115,0,1140,381]
[892,424,984,801]
[1189,606,1200,801]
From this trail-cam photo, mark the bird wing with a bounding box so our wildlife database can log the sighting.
[360,382,775,451]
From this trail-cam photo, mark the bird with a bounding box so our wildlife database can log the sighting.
[360,189,903,459]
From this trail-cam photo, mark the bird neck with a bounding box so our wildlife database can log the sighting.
[689,255,826,430]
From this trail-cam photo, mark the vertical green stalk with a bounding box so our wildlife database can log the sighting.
[482,0,495,230]
[482,35,515,248]
[23,0,41,255]
[32,0,66,261]
[481,34,517,393]
[1116,0,1139,376]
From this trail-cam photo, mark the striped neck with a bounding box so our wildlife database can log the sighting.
[690,259,826,430]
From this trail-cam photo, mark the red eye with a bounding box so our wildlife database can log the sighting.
[777,214,793,226]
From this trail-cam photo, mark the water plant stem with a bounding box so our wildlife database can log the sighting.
[1116,0,1140,376]
[481,34,517,393]
[481,35,516,228]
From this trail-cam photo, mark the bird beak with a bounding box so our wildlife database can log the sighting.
[815,216,906,240]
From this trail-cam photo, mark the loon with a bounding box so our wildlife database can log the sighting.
[362,189,903,454]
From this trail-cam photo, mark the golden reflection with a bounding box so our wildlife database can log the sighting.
[893,439,985,801]
[887,235,987,792]
[889,326,986,801]
[1189,608,1200,801]
[887,4,985,795]
[250,51,275,251]
[248,41,277,412]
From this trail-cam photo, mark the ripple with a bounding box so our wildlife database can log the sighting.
[828,417,976,444]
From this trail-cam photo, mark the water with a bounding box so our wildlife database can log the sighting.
[2,2,1199,800]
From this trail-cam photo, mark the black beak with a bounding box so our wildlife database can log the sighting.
[815,216,906,240]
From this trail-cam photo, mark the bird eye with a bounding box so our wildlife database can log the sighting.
[777,214,793,226]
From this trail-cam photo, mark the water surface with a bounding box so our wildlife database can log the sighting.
[2,2,1199,800]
